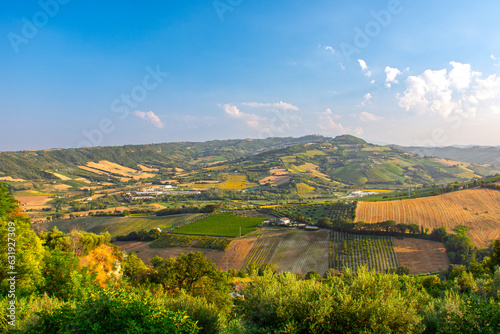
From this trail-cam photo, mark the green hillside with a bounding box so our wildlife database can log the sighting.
[1,135,498,194]
[397,145,500,168]
[233,135,500,189]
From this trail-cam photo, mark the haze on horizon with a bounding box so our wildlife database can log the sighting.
[1,1,500,151]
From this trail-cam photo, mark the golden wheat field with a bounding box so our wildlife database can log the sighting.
[356,189,500,247]
[218,174,258,190]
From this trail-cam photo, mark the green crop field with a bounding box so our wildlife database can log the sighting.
[329,231,399,273]
[171,213,266,237]
[45,214,203,237]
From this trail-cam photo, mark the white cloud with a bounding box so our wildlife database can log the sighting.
[322,108,342,119]
[358,59,368,71]
[133,110,164,128]
[317,109,345,131]
[222,104,302,136]
[491,54,500,66]
[449,61,472,90]
[354,127,364,136]
[222,104,264,130]
[359,111,383,122]
[358,59,372,77]
[398,61,500,118]
[318,118,346,132]
[361,93,373,106]
[385,66,402,88]
[317,108,365,135]
[241,101,299,111]
[325,46,335,54]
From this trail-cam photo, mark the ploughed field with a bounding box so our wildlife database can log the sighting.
[356,189,500,247]
[392,238,450,275]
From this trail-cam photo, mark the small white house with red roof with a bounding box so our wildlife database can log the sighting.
[279,217,291,225]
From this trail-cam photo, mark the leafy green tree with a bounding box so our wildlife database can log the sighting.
[483,240,500,274]
[258,263,277,276]
[430,227,448,242]
[42,249,99,300]
[423,291,500,334]
[239,268,429,333]
[245,262,260,276]
[164,292,221,334]
[122,252,148,284]
[0,185,45,297]
[150,252,231,310]
[0,184,19,218]
[25,289,200,334]
[380,220,397,232]
[305,270,321,281]
[40,227,72,252]
[317,217,332,229]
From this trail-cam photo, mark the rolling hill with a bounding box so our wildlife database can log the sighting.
[396,145,500,168]
[231,135,500,190]
[1,135,499,194]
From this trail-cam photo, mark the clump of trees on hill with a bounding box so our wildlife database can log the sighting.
[2,183,500,333]
[156,204,218,216]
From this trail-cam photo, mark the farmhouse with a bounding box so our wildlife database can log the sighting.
[279,217,291,225]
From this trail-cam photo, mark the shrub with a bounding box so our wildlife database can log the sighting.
[25,289,200,334]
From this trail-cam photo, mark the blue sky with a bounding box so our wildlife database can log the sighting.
[1,0,500,151]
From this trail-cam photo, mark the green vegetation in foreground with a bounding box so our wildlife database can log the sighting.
[3,183,500,333]
[151,234,233,251]
[45,214,203,237]
[171,212,265,237]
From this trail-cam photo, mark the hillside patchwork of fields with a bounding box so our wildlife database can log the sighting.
[356,189,500,247]
[42,214,202,237]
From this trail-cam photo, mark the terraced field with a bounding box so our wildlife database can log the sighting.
[356,189,500,247]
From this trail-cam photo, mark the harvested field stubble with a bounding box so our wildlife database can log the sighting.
[392,238,450,274]
[357,189,500,247]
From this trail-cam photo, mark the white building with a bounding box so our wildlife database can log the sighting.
[279,217,291,225]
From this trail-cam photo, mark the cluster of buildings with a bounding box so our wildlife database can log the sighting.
[347,190,377,198]
[127,185,201,200]
[277,217,319,230]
